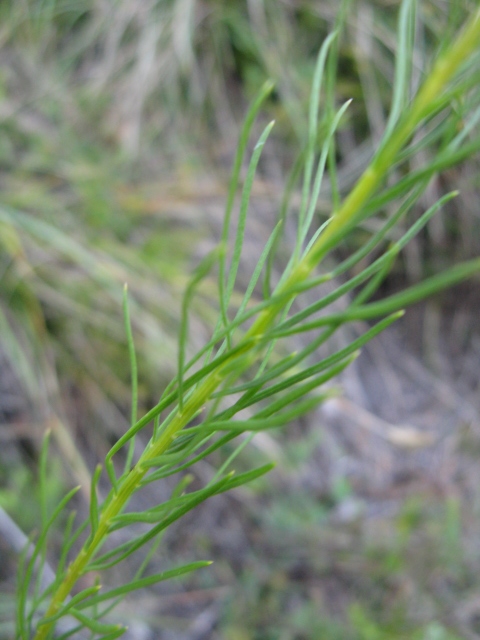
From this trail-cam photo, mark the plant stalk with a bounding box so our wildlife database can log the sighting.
[32,7,480,639]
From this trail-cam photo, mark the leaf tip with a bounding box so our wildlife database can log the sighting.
[263,78,276,94]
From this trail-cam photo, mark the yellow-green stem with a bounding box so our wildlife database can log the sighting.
[32,7,480,639]
[33,371,221,640]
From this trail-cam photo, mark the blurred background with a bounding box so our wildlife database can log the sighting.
[1,1,480,638]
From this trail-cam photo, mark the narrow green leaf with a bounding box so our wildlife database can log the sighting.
[357,141,477,224]
[220,325,340,405]
[39,430,51,530]
[95,628,127,640]
[19,486,80,634]
[230,312,402,396]
[223,120,275,346]
[279,258,480,334]
[295,31,338,252]
[89,476,234,568]
[55,622,84,640]
[139,431,212,471]
[303,7,480,270]
[123,284,138,473]
[56,511,77,577]
[211,397,330,433]
[109,499,185,526]
[153,328,262,439]
[219,80,275,332]
[218,463,275,493]
[140,433,237,486]
[108,474,232,531]
[275,188,458,339]
[264,151,304,297]
[330,183,427,278]
[251,362,353,420]
[69,608,124,634]
[382,0,417,143]
[236,222,282,322]
[346,258,480,320]
[87,464,103,542]
[298,99,352,253]
[76,562,212,610]
[16,531,34,640]
[179,246,221,412]
[325,0,350,209]
[105,456,118,494]
[56,516,89,582]
[34,430,52,606]
[37,585,101,625]
[352,249,398,307]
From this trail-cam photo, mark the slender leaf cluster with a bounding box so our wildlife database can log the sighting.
[15,2,480,638]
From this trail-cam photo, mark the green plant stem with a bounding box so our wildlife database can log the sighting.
[32,7,480,639]
[33,373,223,640]
[304,4,480,269]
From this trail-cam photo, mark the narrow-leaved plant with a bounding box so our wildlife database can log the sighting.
[15,2,480,638]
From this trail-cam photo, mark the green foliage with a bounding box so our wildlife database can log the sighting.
[2,1,480,638]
